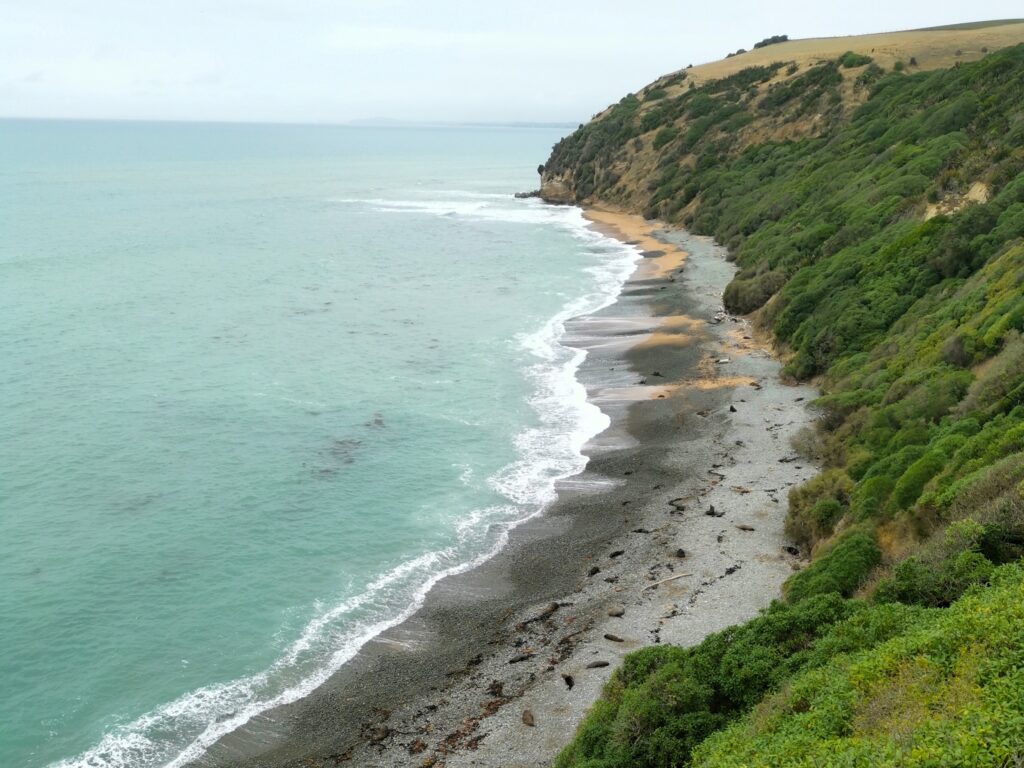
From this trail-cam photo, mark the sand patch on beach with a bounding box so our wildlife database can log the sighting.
[680,375,759,391]
[634,331,696,350]
[584,207,687,279]
[591,384,680,402]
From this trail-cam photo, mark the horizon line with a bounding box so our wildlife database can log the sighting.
[0,115,580,130]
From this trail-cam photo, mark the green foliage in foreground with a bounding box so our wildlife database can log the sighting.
[692,563,1024,767]
[558,564,1024,768]
[554,594,925,768]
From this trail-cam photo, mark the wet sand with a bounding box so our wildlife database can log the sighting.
[197,212,818,768]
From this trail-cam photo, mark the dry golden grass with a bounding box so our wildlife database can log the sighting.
[661,21,1024,95]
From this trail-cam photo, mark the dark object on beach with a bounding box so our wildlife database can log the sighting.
[518,601,560,630]
[783,545,801,556]
[631,528,651,534]
[609,550,625,559]
[537,602,559,620]
[487,680,504,697]
[509,652,534,664]
[604,633,624,643]
[369,724,390,743]
[608,606,625,617]
[408,738,427,755]
[668,497,687,511]
[729,404,737,413]
[587,566,601,577]
[562,673,575,689]
[624,470,633,475]
[586,660,610,668]
[638,377,647,384]
[675,548,687,558]
[736,524,756,532]
[705,505,724,517]
[725,564,741,575]
[522,709,535,727]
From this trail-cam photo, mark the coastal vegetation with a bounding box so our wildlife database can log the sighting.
[545,40,1024,767]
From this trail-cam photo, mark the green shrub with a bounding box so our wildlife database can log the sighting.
[855,62,885,87]
[753,34,789,49]
[873,550,994,607]
[957,330,1024,417]
[786,470,854,548]
[722,270,787,313]
[851,475,894,518]
[554,594,856,768]
[889,449,947,510]
[653,125,679,150]
[558,595,929,768]
[839,51,873,68]
[693,564,1024,768]
[784,531,882,603]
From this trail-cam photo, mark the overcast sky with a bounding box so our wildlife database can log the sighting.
[3,1,1022,124]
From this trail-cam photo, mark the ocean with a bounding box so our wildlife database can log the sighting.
[0,120,639,768]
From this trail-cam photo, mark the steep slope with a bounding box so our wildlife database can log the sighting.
[546,30,1024,768]
[541,21,1024,212]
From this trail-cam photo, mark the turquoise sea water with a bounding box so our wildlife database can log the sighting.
[0,120,638,768]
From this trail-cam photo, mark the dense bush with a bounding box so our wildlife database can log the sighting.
[783,531,882,603]
[785,469,853,548]
[652,125,679,150]
[873,550,994,606]
[753,34,789,49]
[556,592,934,768]
[838,50,873,68]
[693,564,1024,767]
[555,594,859,768]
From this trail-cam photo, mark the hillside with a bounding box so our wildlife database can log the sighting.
[541,20,1024,211]
[543,24,1024,768]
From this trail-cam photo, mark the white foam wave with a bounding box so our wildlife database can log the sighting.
[50,204,641,768]
[333,194,586,227]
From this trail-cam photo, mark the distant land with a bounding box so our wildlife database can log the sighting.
[343,118,578,129]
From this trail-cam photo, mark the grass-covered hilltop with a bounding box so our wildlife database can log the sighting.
[542,20,1024,768]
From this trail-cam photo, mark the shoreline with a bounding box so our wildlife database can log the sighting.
[200,210,818,768]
